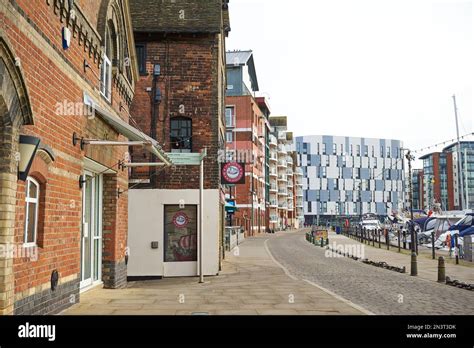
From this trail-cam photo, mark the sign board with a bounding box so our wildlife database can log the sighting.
[221,162,245,185]
[312,229,328,240]
[166,152,204,166]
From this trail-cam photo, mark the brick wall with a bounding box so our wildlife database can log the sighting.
[130,33,221,190]
[1,0,135,314]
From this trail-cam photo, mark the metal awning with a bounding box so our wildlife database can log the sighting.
[84,92,172,166]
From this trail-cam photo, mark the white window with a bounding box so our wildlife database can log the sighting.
[387,146,391,158]
[356,145,361,156]
[226,130,234,143]
[225,106,234,128]
[101,27,113,101]
[24,177,39,245]
[322,143,326,155]
[332,143,337,155]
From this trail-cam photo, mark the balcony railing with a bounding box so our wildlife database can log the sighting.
[278,160,287,167]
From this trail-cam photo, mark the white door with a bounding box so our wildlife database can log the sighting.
[80,172,103,290]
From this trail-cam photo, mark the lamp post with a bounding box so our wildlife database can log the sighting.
[405,149,417,276]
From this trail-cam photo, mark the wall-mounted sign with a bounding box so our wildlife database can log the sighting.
[173,212,190,228]
[221,162,245,185]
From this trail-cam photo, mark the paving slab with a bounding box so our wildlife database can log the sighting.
[62,230,364,315]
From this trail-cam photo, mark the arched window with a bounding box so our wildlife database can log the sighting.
[170,117,192,153]
[24,177,40,245]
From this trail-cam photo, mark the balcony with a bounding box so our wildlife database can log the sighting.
[287,156,293,165]
[269,170,277,177]
[288,181,294,188]
[270,215,279,223]
[277,160,287,168]
[270,200,278,208]
[295,168,303,176]
[269,135,278,147]
[269,154,278,162]
[277,175,287,182]
[278,189,288,196]
[270,185,278,193]
[277,145,286,154]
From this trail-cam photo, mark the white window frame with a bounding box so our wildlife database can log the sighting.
[24,177,40,246]
[225,106,235,128]
[226,130,234,143]
[101,28,112,101]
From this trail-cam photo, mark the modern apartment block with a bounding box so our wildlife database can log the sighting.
[419,141,474,211]
[295,135,405,224]
[225,50,269,236]
[268,117,303,231]
[127,0,230,277]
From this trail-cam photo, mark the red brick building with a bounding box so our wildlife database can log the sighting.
[126,0,231,277]
[225,51,268,236]
[0,0,149,314]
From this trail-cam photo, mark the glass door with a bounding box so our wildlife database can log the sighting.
[80,172,103,290]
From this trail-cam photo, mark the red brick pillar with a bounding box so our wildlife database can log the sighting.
[102,173,128,289]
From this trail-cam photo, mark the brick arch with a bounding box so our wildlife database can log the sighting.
[0,32,35,314]
[98,0,124,66]
[0,35,34,128]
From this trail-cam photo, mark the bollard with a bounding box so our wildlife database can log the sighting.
[378,229,381,248]
[437,256,446,283]
[398,230,401,253]
[386,229,389,250]
[410,252,418,276]
[320,237,324,248]
[326,238,329,246]
[431,232,435,260]
[403,231,406,250]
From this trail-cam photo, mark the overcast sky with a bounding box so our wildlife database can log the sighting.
[226,0,473,166]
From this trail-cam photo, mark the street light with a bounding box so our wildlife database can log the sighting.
[18,135,41,181]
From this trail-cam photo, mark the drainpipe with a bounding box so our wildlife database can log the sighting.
[150,65,160,186]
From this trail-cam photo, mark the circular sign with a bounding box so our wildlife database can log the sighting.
[222,162,244,184]
[173,212,189,228]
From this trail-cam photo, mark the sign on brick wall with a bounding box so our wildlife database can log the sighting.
[221,162,245,185]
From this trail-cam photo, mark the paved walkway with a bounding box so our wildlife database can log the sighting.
[332,232,474,283]
[62,232,363,315]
